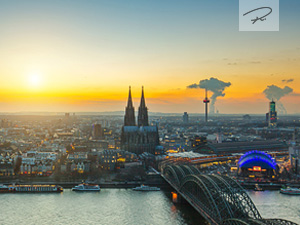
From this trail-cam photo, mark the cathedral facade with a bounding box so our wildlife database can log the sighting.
[121,86,159,155]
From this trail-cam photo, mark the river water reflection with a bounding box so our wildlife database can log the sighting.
[0,189,298,224]
[0,189,207,225]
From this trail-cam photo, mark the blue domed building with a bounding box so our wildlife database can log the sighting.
[238,150,277,178]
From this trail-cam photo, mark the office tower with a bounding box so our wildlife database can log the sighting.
[268,100,277,128]
[183,112,189,124]
[92,123,104,139]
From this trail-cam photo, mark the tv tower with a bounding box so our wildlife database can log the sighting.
[203,88,210,122]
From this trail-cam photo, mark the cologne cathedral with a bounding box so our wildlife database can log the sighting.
[121,86,159,155]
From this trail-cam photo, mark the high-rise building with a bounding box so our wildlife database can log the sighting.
[121,86,159,155]
[64,112,71,124]
[124,86,136,126]
[183,112,189,124]
[266,113,269,123]
[216,128,223,143]
[92,124,104,140]
[268,100,277,128]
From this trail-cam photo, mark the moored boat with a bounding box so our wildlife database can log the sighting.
[72,183,100,192]
[0,184,63,193]
[280,187,300,195]
[0,184,9,193]
[132,184,160,191]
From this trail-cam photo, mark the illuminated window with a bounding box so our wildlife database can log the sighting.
[253,166,261,172]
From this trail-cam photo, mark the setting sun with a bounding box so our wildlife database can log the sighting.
[0,0,299,114]
[28,73,42,87]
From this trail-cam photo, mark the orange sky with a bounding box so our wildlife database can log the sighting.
[0,1,300,114]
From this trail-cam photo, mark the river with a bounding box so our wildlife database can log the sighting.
[0,189,299,224]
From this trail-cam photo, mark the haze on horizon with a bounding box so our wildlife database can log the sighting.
[0,0,300,114]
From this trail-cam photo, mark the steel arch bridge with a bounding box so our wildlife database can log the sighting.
[222,218,299,225]
[162,165,298,225]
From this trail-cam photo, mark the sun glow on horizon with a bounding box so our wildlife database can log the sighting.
[0,1,299,113]
[28,72,42,88]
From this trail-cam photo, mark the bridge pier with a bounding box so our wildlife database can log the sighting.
[172,191,182,203]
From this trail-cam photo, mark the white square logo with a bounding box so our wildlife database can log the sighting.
[239,0,279,31]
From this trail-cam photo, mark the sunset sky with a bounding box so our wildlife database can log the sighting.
[0,0,300,114]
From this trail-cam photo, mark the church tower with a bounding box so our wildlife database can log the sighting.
[138,86,149,127]
[124,86,136,126]
[122,86,159,155]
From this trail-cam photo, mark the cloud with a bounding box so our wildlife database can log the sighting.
[263,85,293,114]
[290,92,300,97]
[263,85,293,101]
[187,77,231,113]
[282,78,294,83]
[187,83,199,89]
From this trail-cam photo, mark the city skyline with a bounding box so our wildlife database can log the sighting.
[1,0,300,114]
[1,2,300,225]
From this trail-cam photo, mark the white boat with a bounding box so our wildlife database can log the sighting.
[132,185,160,191]
[280,187,300,195]
[72,183,100,192]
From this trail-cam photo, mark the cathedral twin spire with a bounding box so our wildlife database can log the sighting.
[124,86,136,126]
[138,86,149,126]
[124,86,149,127]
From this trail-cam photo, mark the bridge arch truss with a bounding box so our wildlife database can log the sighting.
[162,165,298,225]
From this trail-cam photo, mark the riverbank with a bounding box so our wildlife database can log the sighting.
[240,182,300,190]
[1,180,171,189]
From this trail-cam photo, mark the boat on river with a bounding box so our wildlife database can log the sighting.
[280,187,300,195]
[132,184,160,191]
[0,184,63,193]
[0,184,9,193]
[72,183,100,192]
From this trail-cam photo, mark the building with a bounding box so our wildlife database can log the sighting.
[121,86,160,155]
[86,140,109,150]
[190,136,207,150]
[99,150,117,171]
[18,151,58,176]
[243,114,251,121]
[124,86,136,126]
[183,112,189,124]
[137,86,149,127]
[66,153,90,174]
[0,164,14,176]
[196,140,289,155]
[268,100,277,128]
[290,145,300,174]
[238,151,277,179]
[92,123,104,140]
[266,112,269,123]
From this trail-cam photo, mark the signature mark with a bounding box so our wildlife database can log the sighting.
[243,7,272,24]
